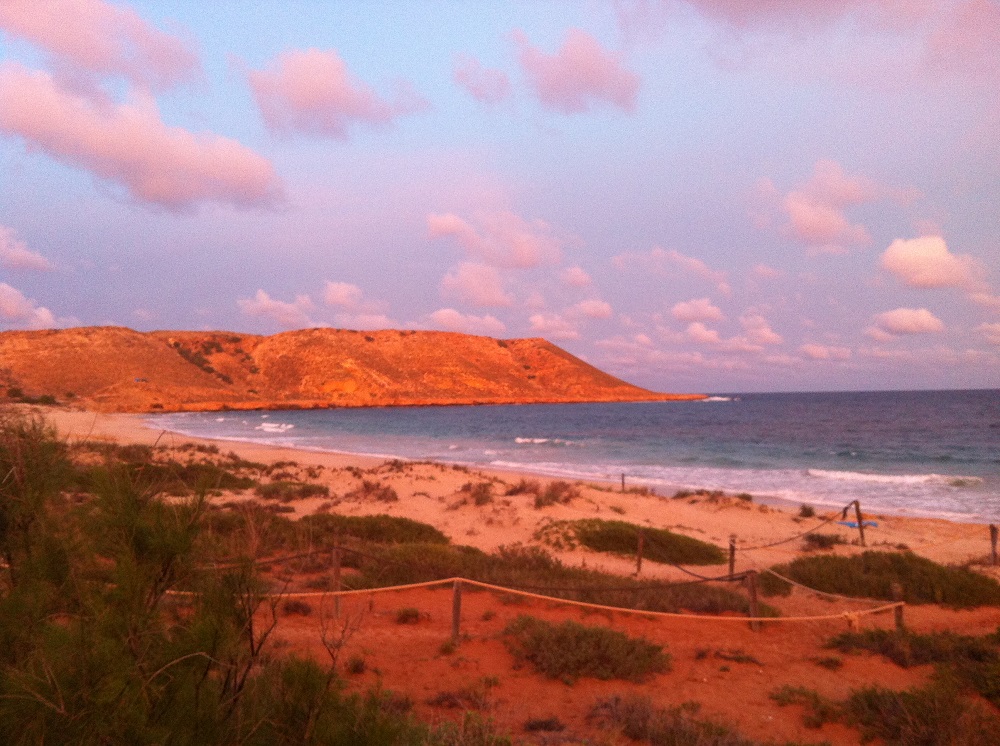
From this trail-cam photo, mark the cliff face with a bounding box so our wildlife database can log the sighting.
[0,326,701,412]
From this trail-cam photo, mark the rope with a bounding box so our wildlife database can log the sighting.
[738,501,857,551]
[761,567,897,604]
[166,575,904,624]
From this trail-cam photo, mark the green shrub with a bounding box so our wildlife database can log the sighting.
[828,628,1000,705]
[504,478,540,496]
[299,513,449,545]
[801,533,844,551]
[565,519,726,566]
[395,607,422,624]
[760,551,1000,607]
[533,481,579,508]
[799,504,816,518]
[844,680,1000,745]
[503,615,669,683]
[256,480,329,501]
[461,481,494,506]
[346,479,399,502]
[589,696,757,745]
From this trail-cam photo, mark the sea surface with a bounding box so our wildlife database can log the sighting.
[147,390,1000,523]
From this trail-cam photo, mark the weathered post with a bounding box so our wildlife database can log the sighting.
[991,524,998,567]
[728,535,737,580]
[746,570,761,632]
[451,579,462,645]
[891,582,905,631]
[635,530,645,576]
[332,538,342,619]
[621,473,626,492]
[853,500,866,547]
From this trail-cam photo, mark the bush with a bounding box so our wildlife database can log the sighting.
[801,533,844,551]
[589,696,756,745]
[828,628,1000,706]
[760,551,1000,607]
[503,615,669,683]
[346,479,399,503]
[395,607,422,624]
[461,481,494,506]
[799,504,816,518]
[256,480,329,502]
[567,519,726,566]
[299,513,449,545]
[533,481,579,508]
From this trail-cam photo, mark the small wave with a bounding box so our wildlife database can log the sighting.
[515,437,550,444]
[255,422,294,433]
[806,468,982,487]
[702,396,732,402]
[514,437,576,446]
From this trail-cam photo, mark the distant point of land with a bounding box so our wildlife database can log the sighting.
[0,326,703,413]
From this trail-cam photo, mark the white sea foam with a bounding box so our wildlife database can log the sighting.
[255,422,294,433]
[806,468,982,487]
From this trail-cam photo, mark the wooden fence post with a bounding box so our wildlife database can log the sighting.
[891,582,905,631]
[991,524,998,567]
[746,570,760,632]
[728,535,737,580]
[853,500,866,547]
[451,579,462,645]
[621,473,626,492]
[635,530,644,576]
[332,538,342,619]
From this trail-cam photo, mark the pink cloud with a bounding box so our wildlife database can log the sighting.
[0,63,281,208]
[441,262,514,308]
[0,282,57,329]
[740,311,783,345]
[674,1,930,31]
[870,307,945,336]
[428,210,563,268]
[248,48,426,138]
[671,297,724,323]
[513,28,639,114]
[926,0,1000,82]
[0,225,53,271]
[0,0,198,90]
[237,289,317,329]
[881,235,985,290]
[529,312,580,340]
[453,54,511,104]
[572,299,613,319]
[685,321,722,345]
[323,281,365,309]
[561,266,592,287]
[799,343,851,360]
[613,247,731,295]
[751,263,785,280]
[428,308,507,337]
[979,323,1000,346]
[779,159,879,253]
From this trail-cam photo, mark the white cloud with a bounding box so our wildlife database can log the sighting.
[686,321,721,345]
[428,308,506,336]
[428,210,563,268]
[881,235,985,290]
[0,225,53,271]
[671,297,724,323]
[869,307,945,337]
[561,265,592,287]
[612,247,731,295]
[0,282,57,329]
[800,343,851,360]
[529,312,579,340]
[979,323,1000,346]
[739,311,783,346]
[323,281,364,308]
[440,262,514,308]
[237,289,317,329]
[572,298,613,319]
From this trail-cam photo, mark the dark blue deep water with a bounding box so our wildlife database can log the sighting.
[149,390,1000,522]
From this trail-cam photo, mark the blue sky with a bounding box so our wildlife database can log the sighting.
[1,0,998,393]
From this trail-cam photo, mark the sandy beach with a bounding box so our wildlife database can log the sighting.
[47,407,1000,575]
[27,406,1000,744]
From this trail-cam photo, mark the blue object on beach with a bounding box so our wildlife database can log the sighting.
[837,520,878,528]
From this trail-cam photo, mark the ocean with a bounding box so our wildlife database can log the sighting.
[147,389,1000,523]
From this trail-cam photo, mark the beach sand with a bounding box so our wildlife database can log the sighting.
[44,407,1000,745]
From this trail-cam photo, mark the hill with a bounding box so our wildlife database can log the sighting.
[0,326,700,412]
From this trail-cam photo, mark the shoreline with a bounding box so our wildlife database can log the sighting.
[41,406,1000,577]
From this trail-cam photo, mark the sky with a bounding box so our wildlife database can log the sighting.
[1,1,999,394]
